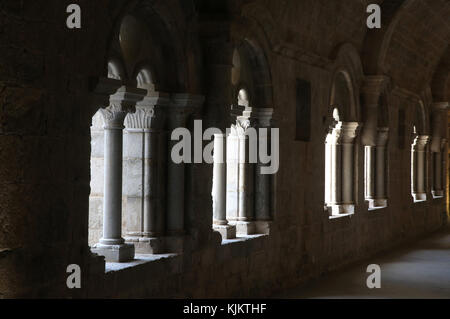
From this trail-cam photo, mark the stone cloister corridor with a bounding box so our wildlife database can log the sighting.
[0,0,449,300]
[276,227,450,298]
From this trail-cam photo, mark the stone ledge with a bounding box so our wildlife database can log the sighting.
[222,234,267,246]
[105,253,178,273]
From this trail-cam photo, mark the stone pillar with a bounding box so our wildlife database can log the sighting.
[411,135,430,202]
[430,102,449,198]
[226,124,240,222]
[123,91,169,253]
[432,138,447,198]
[212,133,236,239]
[235,112,257,235]
[165,94,204,248]
[253,108,274,221]
[375,128,389,201]
[360,76,390,209]
[92,86,146,262]
[326,122,360,216]
[253,108,274,235]
[365,127,389,209]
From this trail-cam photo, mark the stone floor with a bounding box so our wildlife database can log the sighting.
[275,227,450,299]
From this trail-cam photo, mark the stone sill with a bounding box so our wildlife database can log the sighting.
[105,253,178,273]
[329,212,354,220]
[368,206,388,212]
[222,234,267,246]
[326,204,355,219]
[367,199,388,211]
[432,190,444,199]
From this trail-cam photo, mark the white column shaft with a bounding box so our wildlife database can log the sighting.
[213,134,227,225]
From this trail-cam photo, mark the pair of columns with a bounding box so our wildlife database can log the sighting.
[91,86,146,262]
[430,102,449,198]
[92,86,204,261]
[122,92,169,253]
[212,107,273,238]
[364,128,389,209]
[431,138,446,198]
[325,121,360,216]
[122,93,204,254]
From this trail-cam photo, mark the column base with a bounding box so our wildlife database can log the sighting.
[327,204,354,217]
[235,221,256,236]
[413,192,427,202]
[368,198,388,210]
[213,224,236,240]
[432,190,444,198]
[91,243,135,263]
[125,236,164,254]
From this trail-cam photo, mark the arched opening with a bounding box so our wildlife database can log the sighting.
[364,92,390,210]
[211,40,275,239]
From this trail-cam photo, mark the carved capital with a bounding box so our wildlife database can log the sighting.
[328,122,360,144]
[109,86,147,114]
[125,92,170,130]
[101,86,146,129]
[375,127,389,146]
[412,135,430,151]
[99,107,128,129]
[250,107,274,128]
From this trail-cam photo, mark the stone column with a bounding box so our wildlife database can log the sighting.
[375,128,389,203]
[253,108,274,221]
[253,108,274,235]
[212,133,236,239]
[327,122,360,216]
[92,86,146,262]
[430,102,449,198]
[123,91,169,253]
[165,94,204,245]
[226,124,240,222]
[411,135,430,202]
[432,138,447,198]
[366,127,389,209]
[235,112,258,235]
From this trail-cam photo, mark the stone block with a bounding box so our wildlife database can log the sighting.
[213,224,236,240]
[236,221,256,235]
[91,243,135,263]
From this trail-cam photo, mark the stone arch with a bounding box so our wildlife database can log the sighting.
[363,0,450,93]
[134,64,155,91]
[102,0,201,93]
[328,43,364,123]
[231,38,274,109]
[413,100,428,136]
[107,58,126,81]
[431,46,450,102]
